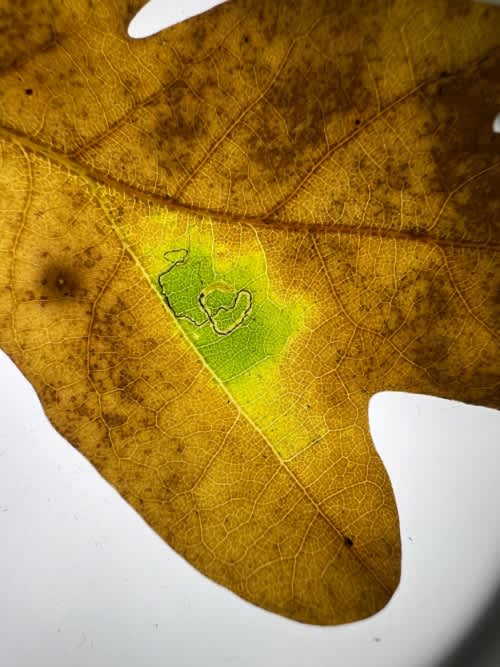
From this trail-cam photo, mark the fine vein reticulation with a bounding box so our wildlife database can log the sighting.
[0,0,499,626]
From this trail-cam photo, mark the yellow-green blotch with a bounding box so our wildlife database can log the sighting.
[121,209,325,459]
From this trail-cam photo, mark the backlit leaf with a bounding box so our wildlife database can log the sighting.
[0,0,499,624]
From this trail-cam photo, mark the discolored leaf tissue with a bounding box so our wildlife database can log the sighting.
[0,0,499,624]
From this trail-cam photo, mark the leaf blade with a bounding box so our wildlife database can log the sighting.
[0,0,499,624]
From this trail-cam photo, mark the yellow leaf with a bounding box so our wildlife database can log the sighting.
[0,0,499,624]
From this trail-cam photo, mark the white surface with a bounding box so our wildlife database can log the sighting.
[128,0,225,37]
[2,2,500,666]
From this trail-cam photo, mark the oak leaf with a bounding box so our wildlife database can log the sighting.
[0,0,499,625]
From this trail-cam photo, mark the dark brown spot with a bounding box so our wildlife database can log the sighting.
[344,536,354,547]
[25,88,33,95]
[40,264,82,299]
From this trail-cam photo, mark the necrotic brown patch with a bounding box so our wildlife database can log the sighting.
[40,264,83,299]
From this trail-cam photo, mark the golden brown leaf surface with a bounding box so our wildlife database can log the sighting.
[0,0,499,625]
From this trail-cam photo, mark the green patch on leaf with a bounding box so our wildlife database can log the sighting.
[157,239,298,384]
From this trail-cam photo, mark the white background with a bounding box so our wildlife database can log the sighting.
[1,2,499,666]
